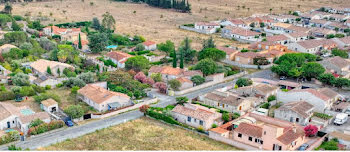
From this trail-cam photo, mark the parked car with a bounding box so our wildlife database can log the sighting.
[65,120,74,127]
[279,76,287,80]
[334,113,348,125]
[298,144,309,151]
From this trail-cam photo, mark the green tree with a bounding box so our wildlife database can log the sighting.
[191,75,205,85]
[172,49,177,68]
[3,3,12,14]
[198,48,226,61]
[318,73,335,85]
[222,113,230,122]
[176,96,188,105]
[179,48,184,69]
[4,31,27,46]
[193,58,217,76]
[168,79,181,91]
[64,105,84,119]
[331,48,349,58]
[301,62,325,79]
[46,67,52,75]
[236,78,253,87]
[333,78,350,88]
[78,72,95,83]
[71,86,80,94]
[102,12,116,31]
[151,73,162,82]
[78,33,82,49]
[134,43,145,52]
[88,33,108,53]
[91,17,101,30]
[180,37,196,63]
[57,68,61,76]
[29,119,44,128]
[125,56,150,72]
[157,40,175,55]
[12,73,30,86]
[202,36,215,50]
[11,20,21,31]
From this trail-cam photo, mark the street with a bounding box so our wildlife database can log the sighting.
[0,69,272,150]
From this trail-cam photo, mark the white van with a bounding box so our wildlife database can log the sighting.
[334,113,349,125]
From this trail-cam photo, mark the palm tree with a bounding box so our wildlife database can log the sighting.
[4,3,12,14]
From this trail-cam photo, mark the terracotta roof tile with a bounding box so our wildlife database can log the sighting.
[235,122,263,138]
[78,84,130,104]
[143,41,156,46]
[41,99,58,107]
[171,104,221,121]
[106,51,134,62]
[277,101,314,118]
[30,59,74,74]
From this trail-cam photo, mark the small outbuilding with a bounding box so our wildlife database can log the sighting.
[41,99,58,113]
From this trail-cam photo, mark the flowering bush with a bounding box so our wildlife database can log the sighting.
[28,120,64,136]
[304,124,318,137]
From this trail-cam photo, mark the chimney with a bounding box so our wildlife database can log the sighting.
[292,123,297,133]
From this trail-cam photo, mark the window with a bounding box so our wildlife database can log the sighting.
[296,118,299,122]
[260,140,264,145]
[199,120,203,125]
[187,117,191,122]
[264,131,266,135]
[238,133,242,138]
[194,119,197,122]
[248,136,253,141]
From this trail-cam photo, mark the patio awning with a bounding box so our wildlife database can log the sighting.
[108,102,121,109]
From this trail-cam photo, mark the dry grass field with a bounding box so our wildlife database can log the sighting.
[7,0,350,49]
[41,117,238,150]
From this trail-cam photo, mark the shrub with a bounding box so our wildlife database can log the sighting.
[29,119,44,128]
[33,93,61,103]
[304,124,318,137]
[176,97,189,105]
[212,124,218,128]
[197,126,205,133]
[0,91,15,101]
[313,112,332,120]
[146,110,180,125]
[260,102,271,109]
[236,78,253,87]
[0,131,20,145]
[64,105,85,119]
[267,95,276,102]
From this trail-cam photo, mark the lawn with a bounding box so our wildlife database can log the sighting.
[41,117,238,151]
[46,88,95,113]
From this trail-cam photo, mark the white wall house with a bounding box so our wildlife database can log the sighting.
[105,51,134,69]
[222,26,260,42]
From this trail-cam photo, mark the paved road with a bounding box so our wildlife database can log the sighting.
[0,69,271,150]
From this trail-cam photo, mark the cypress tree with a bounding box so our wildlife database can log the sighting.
[172,49,177,68]
[180,48,184,69]
[78,33,82,49]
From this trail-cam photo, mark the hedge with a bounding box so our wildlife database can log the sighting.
[146,110,180,125]
[28,120,64,136]
[192,101,229,114]
[0,131,20,145]
[313,112,333,120]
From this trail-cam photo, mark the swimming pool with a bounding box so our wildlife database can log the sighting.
[106,45,118,49]
[5,129,15,133]
[20,109,35,116]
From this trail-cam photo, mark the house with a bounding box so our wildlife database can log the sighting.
[266,34,290,45]
[288,39,337,54]
[61,32,87,43]
[333,36,350,49]
[329,131,350,149]
[284,25,310,34]
[221,26,261,42]
[77,83,132,112]
[234,51,282,65]
[176,77,193,90]
[0,102,51,135]
[0,44,17,54]
[199,91,254,114]
[249,42,289,52]
[171,103,222,130]
[345,20,350,27]
[73,40,89,52]
[320,56,350,78]
[40,98,58,113]
[328,14,349,22]
[309,28,336,38]
[33,75,62,87]
[270,15,298,23]
[142,41,157,51]
[105,51,134,68]
[195,22,220,34]
[30,59,74,77]
[270,22,293,34]
[0,65,10,84]
[236,83,279,101]
[285,32,309,43]
[276,88,341,112]
[209,112,306,150]
[217,46,239,60]
[43,26,81,36]
[325,22,349,31]
[274,101,314,126]
[148,66,202,81]
[309,19,330,28]
[220,19,246,28]
[278,80,302,90]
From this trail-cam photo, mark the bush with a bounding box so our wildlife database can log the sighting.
[0,131,20,145]
[33,93,61,103]
[146,110,180,125]
[267,95,276,102]
[197,126,205,133]
[212,124,218,128]
[28,120,64,136]
[64,105,85,119]
[260,102,270,109]
[0,91,15,101]
[29,119,44,128]
[236,78,253,87]
[313,112,332,120]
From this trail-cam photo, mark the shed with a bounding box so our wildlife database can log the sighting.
[41,99,58,113]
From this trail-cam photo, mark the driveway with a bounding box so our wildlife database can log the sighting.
[0,69,268,150]
[322,118,350,134]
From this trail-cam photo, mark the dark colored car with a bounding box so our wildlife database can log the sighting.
[298,144,309,151]
[65,120,74,127]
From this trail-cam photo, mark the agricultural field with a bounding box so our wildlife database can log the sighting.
[9,0,349,49]
[41,117,238,151]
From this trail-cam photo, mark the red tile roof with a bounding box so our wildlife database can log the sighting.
[217,46,238,55]
[235,122,263,138]
[225,26,260,36]
[143,40,156,46]
[106,51,134,62]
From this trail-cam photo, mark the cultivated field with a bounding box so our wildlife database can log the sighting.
[41,117,238,150]
[8,0,350,49]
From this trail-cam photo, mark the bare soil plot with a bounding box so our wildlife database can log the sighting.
[9,0,349,49]
[41,117,238,151]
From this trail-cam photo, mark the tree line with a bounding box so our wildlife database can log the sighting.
[114,0,191,13]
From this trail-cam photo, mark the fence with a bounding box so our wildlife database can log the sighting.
[174,71,247,95]
[222,59,273,69]
[179,26,213,34]
[91,98,159,119]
